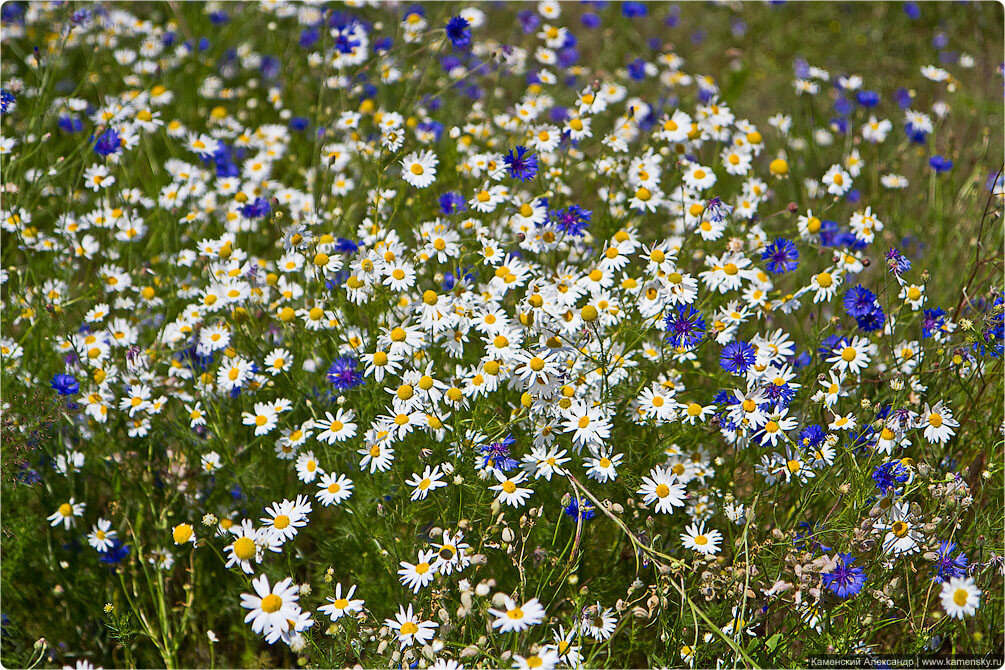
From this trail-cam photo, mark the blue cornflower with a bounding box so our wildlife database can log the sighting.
[818,335,848,357]
[58,114,84,133]
[872,460,910,493]
[798,424,826,449]
[239,197,271,219]
[921,307,947,339]
[99,540,131,565]
[719,341,755,374]
[706,197,733,223]
[855,90,880,107]
[92,127,121,157]
[326,357,363,391]
[854,304,886,333]
[289,116,310,132]
[334,237,359,254]
[663,305,706,350]
[627,58,646,81]
[480,434,518,472]
[551,205,591,237]
[765,382,796,407]
[333,29,360,55]
[885,248,912,278]
[929,155,953,173]
[932,540,968,581]
[445,16,471,49]
[904,2,921,19]
[442,267,475,292]
[622,2,648,17]
[762,238,799,274]
[564,497,596,521]
[50,373,79,396]
[822,553,866,598]
[1,89,17,116]
[843,284,879,318]
[439,191,467,215]
[905,120,928,144]
[71,8,91,26]
[504,146,538,181]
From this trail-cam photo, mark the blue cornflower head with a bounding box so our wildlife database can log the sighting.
[480,434,518,471]
[885,248,912,277]
[92,127,121,157]
[564,497,596,521]
[719,341,756,375]
[504,146,538,181]
[334,237,359,254]
[929,155,953,173]
[706,196,733,223]
[442,267,474,292]
[822,553,866,598]
[50,373,79,396]
[663,304,706,350]
[438,191,467,215]
[622,2,648,16]
[627,58,646,81]
[1,89,17,116]
[854,304,886,332]
[843,284,879,318]
[764,382,796,408]
[904,2,921,19]
[71,8,91,26]
[905,120,928,144]
[762,238,799,274]
[445,16,471,49]
[818,334,848,357]
[99,539,131,565]
[326,356,363,391]
[921,307,947,339]
[872,460,910,493]
[933,540,968,581]
[798,424,826,449]
[855,90,880,107]
[551,205,591,237]
[239,196,271,219]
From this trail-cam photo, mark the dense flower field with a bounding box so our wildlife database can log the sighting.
[1,1,1003,668]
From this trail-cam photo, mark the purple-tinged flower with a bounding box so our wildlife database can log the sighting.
[762,238,800,274]
[504,146,538,181]
[929,155,953,173]
[933,540,968,581]
[326,356,363,391]
[564,497,596,521]
[921,307,947,339]
[872,460,910,493]
[239,197,271,219]
[843,284,879,318]
[551,205,590,237]
[439,191,467,215]
[719,341,756,375]
[822,553,866,598]
[50,373,79,396]
[706,196,733,223]
[885,248,912,277]
[92,128,121,157]
[480,434,517,471]
[664,305,706,350]
[445,16,471,49]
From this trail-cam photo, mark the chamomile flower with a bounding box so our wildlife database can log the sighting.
[489,596,546,633]
[318,583,364,621]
